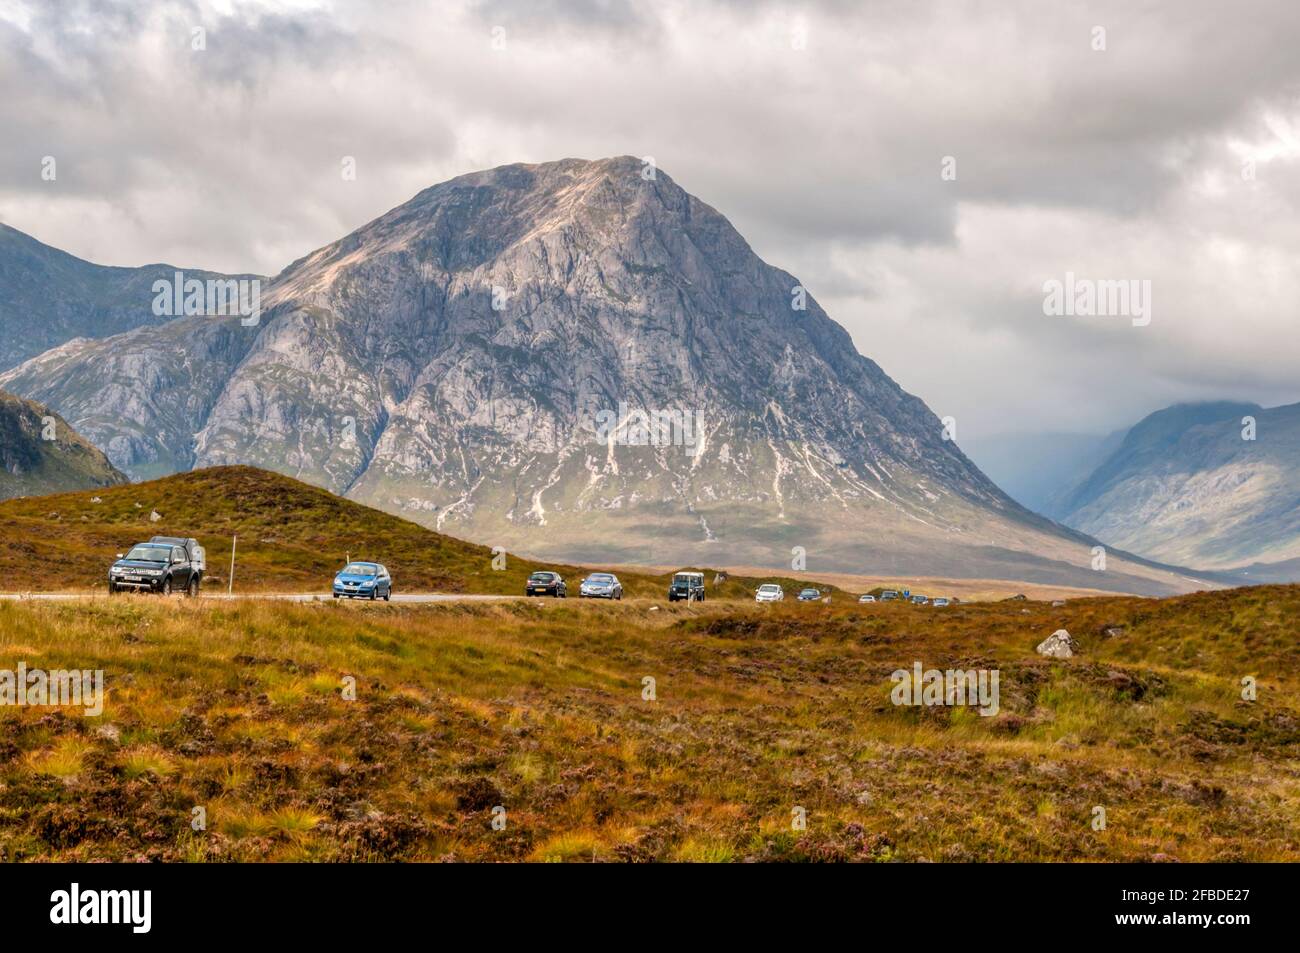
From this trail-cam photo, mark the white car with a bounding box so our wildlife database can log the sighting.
[755,583,785,603]
[858,594,876,603]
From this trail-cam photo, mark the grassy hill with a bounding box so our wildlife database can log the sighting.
[0,583,1295,861]
[0,389,126,501]
[0,465,840,599]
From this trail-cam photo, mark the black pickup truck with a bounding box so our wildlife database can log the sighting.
[108,536,206,596]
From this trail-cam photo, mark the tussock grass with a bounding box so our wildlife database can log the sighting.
[0,587,1296,861]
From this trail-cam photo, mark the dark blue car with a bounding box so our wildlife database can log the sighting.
[333,561,392,600]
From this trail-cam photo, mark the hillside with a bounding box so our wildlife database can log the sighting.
[0,223,260,373]
[0,583,1295,861]
[0,389,126,500]
[0,160,1211,596]
[1056,401,1300,571]
[0,465,834,598]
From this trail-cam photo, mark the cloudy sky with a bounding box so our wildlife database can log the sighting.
[3,0,1299,445]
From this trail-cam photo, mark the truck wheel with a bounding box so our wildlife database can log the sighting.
[187,575,200,597]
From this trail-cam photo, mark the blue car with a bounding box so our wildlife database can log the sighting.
[333,561,392,601]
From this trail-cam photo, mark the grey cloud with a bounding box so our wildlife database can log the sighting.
[1,0,1298,441]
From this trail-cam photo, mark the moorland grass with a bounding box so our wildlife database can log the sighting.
[0,586,1296,861]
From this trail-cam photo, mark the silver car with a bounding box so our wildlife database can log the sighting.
[755,583,785,603]
[579,572,623,600]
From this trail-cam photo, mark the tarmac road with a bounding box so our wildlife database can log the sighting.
[0,592,523,603]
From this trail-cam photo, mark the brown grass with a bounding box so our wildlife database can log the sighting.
[0,583,1295,861]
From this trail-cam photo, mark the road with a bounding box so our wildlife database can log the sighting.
[0,592,523,603]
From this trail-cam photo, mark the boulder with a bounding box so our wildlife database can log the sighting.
[1036,629,1077,659]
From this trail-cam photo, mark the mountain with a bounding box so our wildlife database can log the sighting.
[0,157,1215,595]
[962,429,1125,518]
[0,387,126,499]
[0,223,259,373]
[1051,400,1300,570]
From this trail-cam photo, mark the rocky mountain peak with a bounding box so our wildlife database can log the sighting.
[0,158,1211,593]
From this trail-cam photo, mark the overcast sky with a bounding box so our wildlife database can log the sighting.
[3,0,1299,442]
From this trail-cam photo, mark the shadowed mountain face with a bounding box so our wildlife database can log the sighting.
[0,388,126,500]
[1055,400,1300,571]
[0,224,257,373]
[0,158,1212,593]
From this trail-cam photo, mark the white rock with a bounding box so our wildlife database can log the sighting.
[1036,629,1077,658]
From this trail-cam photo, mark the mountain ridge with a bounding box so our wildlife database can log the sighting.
[1054,399,1300,571]
[0,157,1218,594]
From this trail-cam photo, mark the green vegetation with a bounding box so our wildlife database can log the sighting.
[0,466,830,598]
[0,585,1295,861]
[0,389,126,501]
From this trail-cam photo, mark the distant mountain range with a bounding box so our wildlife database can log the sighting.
[1051,401,1300,572]
[0,158,1218,594]
[0,223,259,372]
[0,388,126,500]
[968,400,1300,579]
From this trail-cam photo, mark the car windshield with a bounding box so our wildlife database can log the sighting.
[586,574,614,583]
[125,545,171,562]
[759,585,780,592]
[673,574,699,585]
[529,573,555,582]
[801,589,819,596]
[341,563,377,577]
